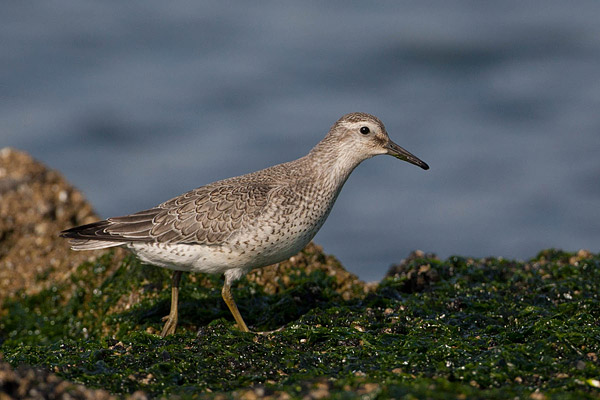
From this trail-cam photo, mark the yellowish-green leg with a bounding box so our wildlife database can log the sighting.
[161,270,183,337]
[221,280,249,332]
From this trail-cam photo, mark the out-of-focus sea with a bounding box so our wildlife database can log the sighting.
[3,1,599,281]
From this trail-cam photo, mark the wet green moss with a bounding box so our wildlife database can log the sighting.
[1,249,599,398]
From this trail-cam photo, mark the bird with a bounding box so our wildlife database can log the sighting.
[61,112,429,337]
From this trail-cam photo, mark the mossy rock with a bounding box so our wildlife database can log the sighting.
[1,249,599,399]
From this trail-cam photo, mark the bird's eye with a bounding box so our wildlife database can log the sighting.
[360,126,370,135]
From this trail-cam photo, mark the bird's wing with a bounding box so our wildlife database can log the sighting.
[60,182,276,245]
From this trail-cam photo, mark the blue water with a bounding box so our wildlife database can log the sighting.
[3,2,599,281]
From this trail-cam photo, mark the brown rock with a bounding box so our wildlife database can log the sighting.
[0,148,125,305]
[0,361,115,400]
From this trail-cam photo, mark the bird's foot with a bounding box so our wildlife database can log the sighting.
[160,314,178,337]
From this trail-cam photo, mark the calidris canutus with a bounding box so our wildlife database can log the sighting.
[61,112,429,336]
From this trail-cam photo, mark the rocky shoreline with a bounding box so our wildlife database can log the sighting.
[1,149,598,399]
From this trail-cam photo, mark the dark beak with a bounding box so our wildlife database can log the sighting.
[386,140,429,170]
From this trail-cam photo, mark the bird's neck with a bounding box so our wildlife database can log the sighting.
[302,138,367,192]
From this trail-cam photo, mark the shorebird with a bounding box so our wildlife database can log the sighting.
[61,112,429,337]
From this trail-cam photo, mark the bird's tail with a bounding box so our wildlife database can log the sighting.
[65,238,123,251]
[60,220,124,251]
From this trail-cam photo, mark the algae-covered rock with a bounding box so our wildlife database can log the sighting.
[247,242,376,300]
[384,249,441,293]
[2,248,599,399]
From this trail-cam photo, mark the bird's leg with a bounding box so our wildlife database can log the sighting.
[160,270,183,337]
[221,280,250,332]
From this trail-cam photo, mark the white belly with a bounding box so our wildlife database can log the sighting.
[127,225,315,275]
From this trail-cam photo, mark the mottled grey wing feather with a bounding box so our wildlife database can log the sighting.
[62,182,276,245]
[152,183,273,244]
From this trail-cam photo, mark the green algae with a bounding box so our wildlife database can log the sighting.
[1,249,600,399]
